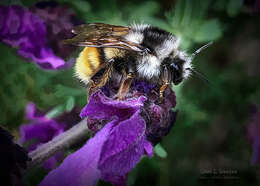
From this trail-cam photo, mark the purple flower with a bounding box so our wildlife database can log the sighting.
[245,0,260,13]
[40,91,153,186]
[0,4,78,70]
[20,102,81,170]
[254,0,260,13]
[247,108,260,165]
[40,79,176,185]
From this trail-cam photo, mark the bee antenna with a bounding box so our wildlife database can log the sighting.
[186,68,210,85]
[191,41,213,60]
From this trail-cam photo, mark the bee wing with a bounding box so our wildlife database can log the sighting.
[63,23,146,52]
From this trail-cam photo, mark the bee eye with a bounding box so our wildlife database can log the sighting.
[170,63,183,85]
[170,63,179,71]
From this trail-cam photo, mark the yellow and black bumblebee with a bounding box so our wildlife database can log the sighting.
[64,23,211,99]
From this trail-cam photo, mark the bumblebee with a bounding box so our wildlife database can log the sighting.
[64,23,211,99]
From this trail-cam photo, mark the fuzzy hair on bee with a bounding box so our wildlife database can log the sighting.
[63,23,211,100]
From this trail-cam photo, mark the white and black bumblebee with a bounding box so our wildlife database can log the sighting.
[64,23,211,99]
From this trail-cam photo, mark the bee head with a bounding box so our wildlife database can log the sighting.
[170,58,187,85]
[167,41,213,85]
[130,24,212,83]
[163,51,192,85]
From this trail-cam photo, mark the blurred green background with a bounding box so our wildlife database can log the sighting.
[1,0,260,185]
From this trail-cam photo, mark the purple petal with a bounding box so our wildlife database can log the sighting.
[144,140,153,157]
[40,91,153,185]
[98,111,148,177]
[39,120,115,186]
[18,46,65,69]
[20,120,64,151]
[133,80,155,94]
[83,91,153,184]
[80,90,146,120]
[20,102,81,170]
[25,102,45,121]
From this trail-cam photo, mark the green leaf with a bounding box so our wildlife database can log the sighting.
[154,144,168,158]
[180,0,193,27]
[193,19,222,42]
[227,0,243,17]
[70,0,91,13]
[213,0,227,11]
[55,85,84,98]
[45,105,64,119]
[172,0,185,26]
[65,96,75,112]
[127,1,159,21]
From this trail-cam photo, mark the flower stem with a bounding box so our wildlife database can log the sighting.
[28,119,90,168]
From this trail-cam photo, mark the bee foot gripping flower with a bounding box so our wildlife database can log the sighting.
[40,79,177,186]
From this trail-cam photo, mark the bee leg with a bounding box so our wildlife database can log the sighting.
[159,65,171,102]
[117,70,134,100]
[87,80,97,97]
[159,82,170,102]
[87,64,113,97]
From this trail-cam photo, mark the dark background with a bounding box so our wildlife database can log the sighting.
[1,0,260,185]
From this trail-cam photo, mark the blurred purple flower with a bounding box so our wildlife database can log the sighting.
[40,79,176,186]
[20,102,81,170]
[0,3,78,70]
[245,0,260,13]
[30,1,80,59]
[247,108,260,165]
[254,0,260,13]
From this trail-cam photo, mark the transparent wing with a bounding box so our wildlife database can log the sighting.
[63,23,146,52]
